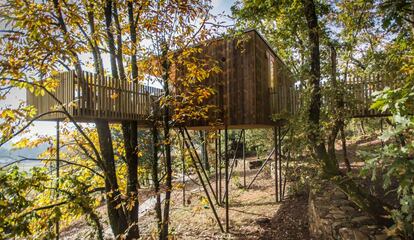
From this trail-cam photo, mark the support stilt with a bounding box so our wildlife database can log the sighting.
[183,128,218,202]
[274,126,279,202]
[56,120,60,240]
[181,138,186,207]
[222,129,243,203]
[179,129,224,233]
[218,130,222,205]
[380,118,384,148]
[243,129,246,188]
[215,131,219,204]
[224,127,229,232]
[278,126,283,201]
[247,148,275,189]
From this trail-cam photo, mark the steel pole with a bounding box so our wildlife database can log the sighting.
[243,129,246,188]
[56,120,60,240]
[224,127,229,232]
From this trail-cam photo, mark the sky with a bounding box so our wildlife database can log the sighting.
[0,0,236,145]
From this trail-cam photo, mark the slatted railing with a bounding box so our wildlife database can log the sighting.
[27,70,162,122]
[270,74,405,119]
[344,74,403,117]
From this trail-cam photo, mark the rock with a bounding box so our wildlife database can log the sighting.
[353,230,369,240]
[351,216,372,225]
[366,225,379,230]
[332,214,347,220]
[332,221,346,231]
[329,209,345,215]
[340,206,357,213]
[339,227,355,240]
[333,199,353,206]
[255,217,270,225]
[374,233,389,240]
[332,191,347,200]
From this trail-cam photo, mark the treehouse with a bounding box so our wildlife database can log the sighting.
[142,29,299,129]
[26,30,298,128]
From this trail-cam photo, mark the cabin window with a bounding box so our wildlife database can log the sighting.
[269,53,275,89]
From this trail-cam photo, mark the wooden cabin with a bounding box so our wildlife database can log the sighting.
[198,29,298,128]
[142,29,298,128]
[27,30,298,128]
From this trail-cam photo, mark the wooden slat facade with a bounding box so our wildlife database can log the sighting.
[176,30,298,129]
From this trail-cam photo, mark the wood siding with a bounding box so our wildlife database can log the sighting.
[181,30,297,128]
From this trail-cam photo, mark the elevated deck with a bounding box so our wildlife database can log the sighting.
[343,74,403,118]
[26,71,162,123]
[26,30,403,128]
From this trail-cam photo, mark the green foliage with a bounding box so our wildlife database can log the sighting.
[362,46,414,237]
[0,166,50,238]
[244,129,273,158]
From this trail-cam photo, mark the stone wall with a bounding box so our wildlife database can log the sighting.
[308,182,390,240]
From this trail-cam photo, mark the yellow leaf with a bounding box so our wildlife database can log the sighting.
[110,93,119,99]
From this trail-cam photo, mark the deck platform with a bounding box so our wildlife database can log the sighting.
[26,71,162,123]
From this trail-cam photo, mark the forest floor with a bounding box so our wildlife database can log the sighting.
[61,136,386,239]
[61,157,312,240]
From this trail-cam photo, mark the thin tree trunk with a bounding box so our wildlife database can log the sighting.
[360,120,366,135]
[160,45,172,239]
[151,124,162,236]
[122,122,139,238]
[54,0,130,237]
[103,0,130,237]
[340,125,351,171]
[199,131,210,172]
[96,120,128,237]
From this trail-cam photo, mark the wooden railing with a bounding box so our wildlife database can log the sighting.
[272,73,405,119]
[26,71,162,122]
[344,74,403,117]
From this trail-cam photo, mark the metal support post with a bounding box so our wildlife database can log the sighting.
[56,120,60,240]
[274,126,279,202]
[179,129,224,233]
[183,128,218,203]
[247,148,275,189]
[215,131,219,203]
[218,130,222,204]
[224,127,229,232]
[243,129,246,188]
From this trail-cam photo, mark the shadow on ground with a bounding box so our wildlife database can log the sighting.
[234,192,313,240]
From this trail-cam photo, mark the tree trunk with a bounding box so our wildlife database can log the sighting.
[340,125,351,171]
[199,131,210,172]
[301,0,392,227]
[103,0,132,237]
[160,45,172,239]
[122,121,139,238]
[151,124,163,236]
[96,119,128,237]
